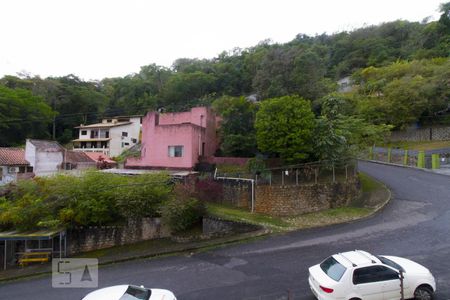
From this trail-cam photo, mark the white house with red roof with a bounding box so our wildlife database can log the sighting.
[0,148,34,185]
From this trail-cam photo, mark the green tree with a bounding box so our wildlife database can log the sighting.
[0,86,55,146]
[212,96,257,157]
[255,95,315,163]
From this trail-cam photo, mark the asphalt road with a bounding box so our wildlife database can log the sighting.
[1,161,450,300]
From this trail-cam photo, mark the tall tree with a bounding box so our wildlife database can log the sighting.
[0,86,55,146]
[212,96,257,157]
[255,95,315,163]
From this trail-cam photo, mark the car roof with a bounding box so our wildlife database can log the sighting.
[333,250,380,268]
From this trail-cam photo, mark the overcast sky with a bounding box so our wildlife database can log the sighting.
[0,0,444,81]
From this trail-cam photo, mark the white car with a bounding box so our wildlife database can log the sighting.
[309,250,436,300]
[82,284,177,300]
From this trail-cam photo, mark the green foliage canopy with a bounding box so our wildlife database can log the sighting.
[255,95,315,163]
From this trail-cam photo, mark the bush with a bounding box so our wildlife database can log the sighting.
[195,178,223,203]
[160,184,206,233]
[0,171,173,230]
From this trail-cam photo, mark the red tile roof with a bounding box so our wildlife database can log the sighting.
[84,152,117,164]
[0,148,29,166]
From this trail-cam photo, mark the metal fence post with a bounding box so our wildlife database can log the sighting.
[281,170,284,186]
[432,153,440,169]
[417,151,425,168]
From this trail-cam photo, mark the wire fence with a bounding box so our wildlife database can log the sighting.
[215,160,358,186]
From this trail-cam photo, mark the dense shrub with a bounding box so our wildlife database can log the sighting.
[195,178,223,203]
[0,171,172,230]
[160,184,206,233]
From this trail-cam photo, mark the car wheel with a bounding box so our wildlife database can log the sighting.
[414,286,433,300]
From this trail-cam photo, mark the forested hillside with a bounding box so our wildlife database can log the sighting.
[0,3,448,147]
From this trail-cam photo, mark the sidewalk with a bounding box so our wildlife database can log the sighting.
[0,228,269,282]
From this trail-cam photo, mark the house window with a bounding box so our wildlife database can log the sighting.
[105,131,110,138]
[131,138,137,143]
[91,142,98,148]
[101,141,108,148]
[81,142,87,148]
[107,119,112,123]
[122,132,128,137]
[168,146,183,157]
[81,130,87,135]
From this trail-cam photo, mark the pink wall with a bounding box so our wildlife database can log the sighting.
[126,107,217,169]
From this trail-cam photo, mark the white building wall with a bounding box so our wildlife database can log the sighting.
[35,151,63,176]
[108,120,141,157]
[25,140,36,168]
[0,166,17,185]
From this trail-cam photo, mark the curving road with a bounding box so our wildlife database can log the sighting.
[1,161,450,300]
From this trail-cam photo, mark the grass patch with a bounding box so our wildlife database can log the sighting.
[206,203,290,229]
[284,207,372,229]
[383,140,450,151]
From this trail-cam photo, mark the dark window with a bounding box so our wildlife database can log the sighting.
[122,132,128,137]
[168,146,183,157]
[119,285,151,300]
[19,166,26,173]
[91,142,97,148]
[132,138,137,143]
[124,142,129,146]
[101,141,108,148]
[353,266,398,285]
[81,142,87,148]
[26,166,33,173]
[105,131,109,138]
[107,119,112,123]
[81,130,87,135]
[376,256,405,272]
[320,256,347,282]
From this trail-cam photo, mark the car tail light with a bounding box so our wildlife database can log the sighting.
[319,285,334,293]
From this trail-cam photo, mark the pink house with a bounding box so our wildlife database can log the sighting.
[126,107,217,170]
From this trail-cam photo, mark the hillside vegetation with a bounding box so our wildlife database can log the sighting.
[0,3,448,149]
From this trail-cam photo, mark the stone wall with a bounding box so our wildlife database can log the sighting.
[254,180,360,216]
[202,216,261,236]
[67,218,170,255]
[390,127,450,142]
[223,183,251,208]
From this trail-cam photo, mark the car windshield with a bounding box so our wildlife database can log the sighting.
[320,256,347,282]
[376,255,405,272]
[119,285,152,300]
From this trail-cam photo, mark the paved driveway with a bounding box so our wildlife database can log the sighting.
[0,161,449,299]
